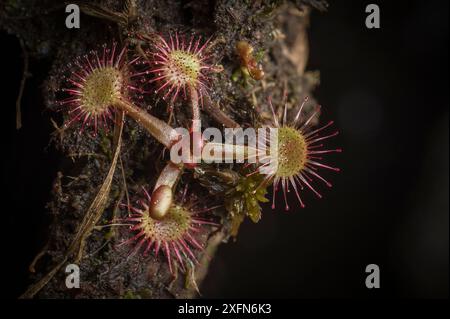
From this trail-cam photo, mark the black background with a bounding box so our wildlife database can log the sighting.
[1,0,448,299]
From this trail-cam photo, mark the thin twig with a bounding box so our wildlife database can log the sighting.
[28,243,49,273]
[119,156,130,212]
[203,95,240,128]
[16,38,29,130]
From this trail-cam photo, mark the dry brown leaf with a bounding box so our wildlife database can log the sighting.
[20,111,124,299]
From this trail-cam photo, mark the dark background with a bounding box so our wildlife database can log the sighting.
[2,0,448,298]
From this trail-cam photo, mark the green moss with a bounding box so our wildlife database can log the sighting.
[225,171,269,237]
